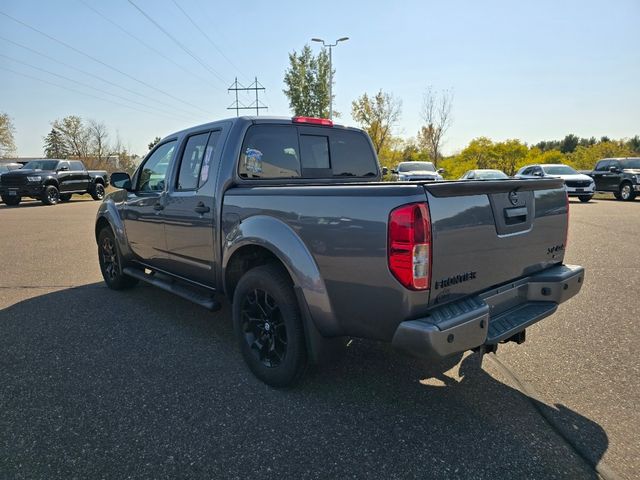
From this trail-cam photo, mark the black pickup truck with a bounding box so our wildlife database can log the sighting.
[96,116,584,387]
[0,159,108,206]
[584,157,640,201]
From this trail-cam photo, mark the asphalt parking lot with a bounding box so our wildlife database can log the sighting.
[1,196,638,479]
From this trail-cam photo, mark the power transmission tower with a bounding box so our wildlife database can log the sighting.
[227,77,268,116]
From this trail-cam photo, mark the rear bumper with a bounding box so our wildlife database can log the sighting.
[391,264,584,360]
[0,185,44,197]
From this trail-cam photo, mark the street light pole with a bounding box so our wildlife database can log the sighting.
[311,37,349,120]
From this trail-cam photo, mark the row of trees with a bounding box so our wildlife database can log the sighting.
[438,137,640,179]
[42,115,139,173]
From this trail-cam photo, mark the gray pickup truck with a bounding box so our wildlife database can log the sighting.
[96,116,584,387]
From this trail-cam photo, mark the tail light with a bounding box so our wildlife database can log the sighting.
[388,203,431,290]
[292,116,333,126]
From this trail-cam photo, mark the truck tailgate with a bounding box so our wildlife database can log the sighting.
[423,179,568,306]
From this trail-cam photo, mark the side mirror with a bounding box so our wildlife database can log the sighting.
[57,165,69,172]
[391,169,398,174]
[609,165,620,173]
[111,172,132,191]
[382,166,388,176]
[437,168,445,174]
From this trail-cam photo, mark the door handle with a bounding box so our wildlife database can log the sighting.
[154,203,164,211]
[194,202,210,214]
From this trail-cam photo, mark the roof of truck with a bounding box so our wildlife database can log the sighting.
[165,116,362,142]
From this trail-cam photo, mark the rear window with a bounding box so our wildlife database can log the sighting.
[238,124,377,179]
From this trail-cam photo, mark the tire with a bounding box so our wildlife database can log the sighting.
[97,227,139,290]
[59,193,72,202]
[619,182,636,201]
[578,195,593,203]
[232,264,308,387]
[614,192,622,200]
[91,182,105,201]
[41,185,59,205]
[2,195,21,206]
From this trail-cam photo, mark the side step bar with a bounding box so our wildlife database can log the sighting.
[123,267,221,311]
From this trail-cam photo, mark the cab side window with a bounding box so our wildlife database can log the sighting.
[177,133,209,191]
[176,131,222,190]
[595,160,610,172]
[69,161,84,171]
[137,141,176,192]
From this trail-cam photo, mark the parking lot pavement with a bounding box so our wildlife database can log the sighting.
[0,198,636,479]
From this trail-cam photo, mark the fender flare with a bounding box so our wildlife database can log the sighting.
[95,196,134,261]
[222,215,339,336]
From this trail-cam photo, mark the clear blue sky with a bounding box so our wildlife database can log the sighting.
[1,0,638,157]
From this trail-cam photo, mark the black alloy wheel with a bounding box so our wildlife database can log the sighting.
[42,185,59,205]
[241,288,288,368]
[232,264,307,387]
[97,227,138,290]
[92,183,106,200]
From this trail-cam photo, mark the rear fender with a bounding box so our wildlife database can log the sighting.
[222,215,338,336]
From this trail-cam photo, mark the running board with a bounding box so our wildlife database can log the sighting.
[123,267,221,311]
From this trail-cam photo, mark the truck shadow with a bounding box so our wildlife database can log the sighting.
[0,283,608,479]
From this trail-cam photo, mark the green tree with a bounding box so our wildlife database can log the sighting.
[626,135,640,154]
[43,128,69,158]
[148,136,161,151]
[559,134,579,153]
[0,112,17,158]
[351,90,402,155]
[51,115,90,159]
[283,45,332,117]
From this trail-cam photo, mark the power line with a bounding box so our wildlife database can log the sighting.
[0,9,211,116]
[127,0,227,85]
[0,35,200,120]
[1,65,184,120]
[227,77,268,116]
[0,53,196,122]
[76,0,211,86]
[170,0,247,81]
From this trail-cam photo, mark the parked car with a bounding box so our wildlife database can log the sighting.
[460,169,509,180]
[0,159,108,206]
[392,161,444,181]
[96,116,584,387]
[585,157,640,201]
[515,164,595,202]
